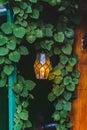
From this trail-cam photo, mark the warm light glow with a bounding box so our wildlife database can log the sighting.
[34,52,51,79]
[40,67,45,79]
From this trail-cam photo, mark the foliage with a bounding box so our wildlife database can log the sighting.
[0,0,81,130]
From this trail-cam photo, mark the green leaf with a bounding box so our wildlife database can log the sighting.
[3,65,14,75]
[9,51,21,62]
[54,32,65,43]
[0,47,9,56]
[14,120,23,130]
[58,6,66,11]
[68,57,77,66]
[21,90,28,97]
[73,78,79,85]
[55,101,63,110]
[62,44,72,55]
[15,0,22,1]
[54,85,64,97]
[0,79,6,87]
[30,0,37,3]
[66,64,73,72]
[5,58,12,64]
[52,112,60,121]
[64,102,71,111]
[48,92,56,102]
[66,82,75,91]
[17,105,22,113]
[26,35,36,44]
[13,7,20,15]
[30,9,39,19]
[0,35,8,46]
[60,110,68,118]
[13,27,25,38]
[18,10,24,17]
[7,38,16,50]
[24,80,36,91]
[20,2,28,9]
[18,110,28,120]
[18,46,29,55]
[35,29,43,38]
[0,0,7,4]
[60,54,68,65]
[64,76,72,85]
[54,47,61,55]
[66,122,73,128]
[72,69,80,78]
[65,38,74,45]
[13,83,23,94]
[62,69,68,76]
[23,120,32,128]
[40,40,54,51]
[22,101,29,108]
[45,27,53,37]
[1,22,13,34]
[65,28,74,38]
[26,5,32,13]
[54,76,63,84]
[64,91,72,101]
[0,57,5,64]
[20,21,27,27]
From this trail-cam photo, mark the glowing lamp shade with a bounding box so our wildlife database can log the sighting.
[34,52,51,79]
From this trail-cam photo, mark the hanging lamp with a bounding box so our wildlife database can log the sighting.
[34,52,51,79]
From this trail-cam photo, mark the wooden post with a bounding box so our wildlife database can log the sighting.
[70,25,87,130]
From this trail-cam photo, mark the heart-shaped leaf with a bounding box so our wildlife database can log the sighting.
[65,28,74,38]
[0,57,5,64]
[13,27,25,38]
[68,57,77,66]
[48,92,56,102]
[13,83,23,94]
[0,79,6,87]
[3,65,14,75]
[64,102,71,111]
[62,44,72,55]
[64,76,72,85]
[18,110,28,120]
[60,54,68,65]
[54,32,65,43]
[72,69,80,78]
[54,47,61,55]
[1,22,13,34]
[7,38,16,50]
[9,51,21,62]
[18,46,29,55]
[66,82,75,91]
[24,80,36,91]
[26,35,36,44]
[0,47,9,56]
[64,91,72,101]
[0,35,8,46]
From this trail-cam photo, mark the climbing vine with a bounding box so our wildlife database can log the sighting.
[0,0,81,130]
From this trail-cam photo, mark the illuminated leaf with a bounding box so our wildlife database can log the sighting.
[54,32,65,43]
[1,22,13,34]
[3,65,14,75]
[13,27,25,38]
[18,110,28,120]
[0,47,9,56]
[9,51,21,62]
[0,79,6,87]
[62,44,72,55]
[48,92,56,102]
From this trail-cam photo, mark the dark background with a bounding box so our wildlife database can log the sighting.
[0,15,8,130]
